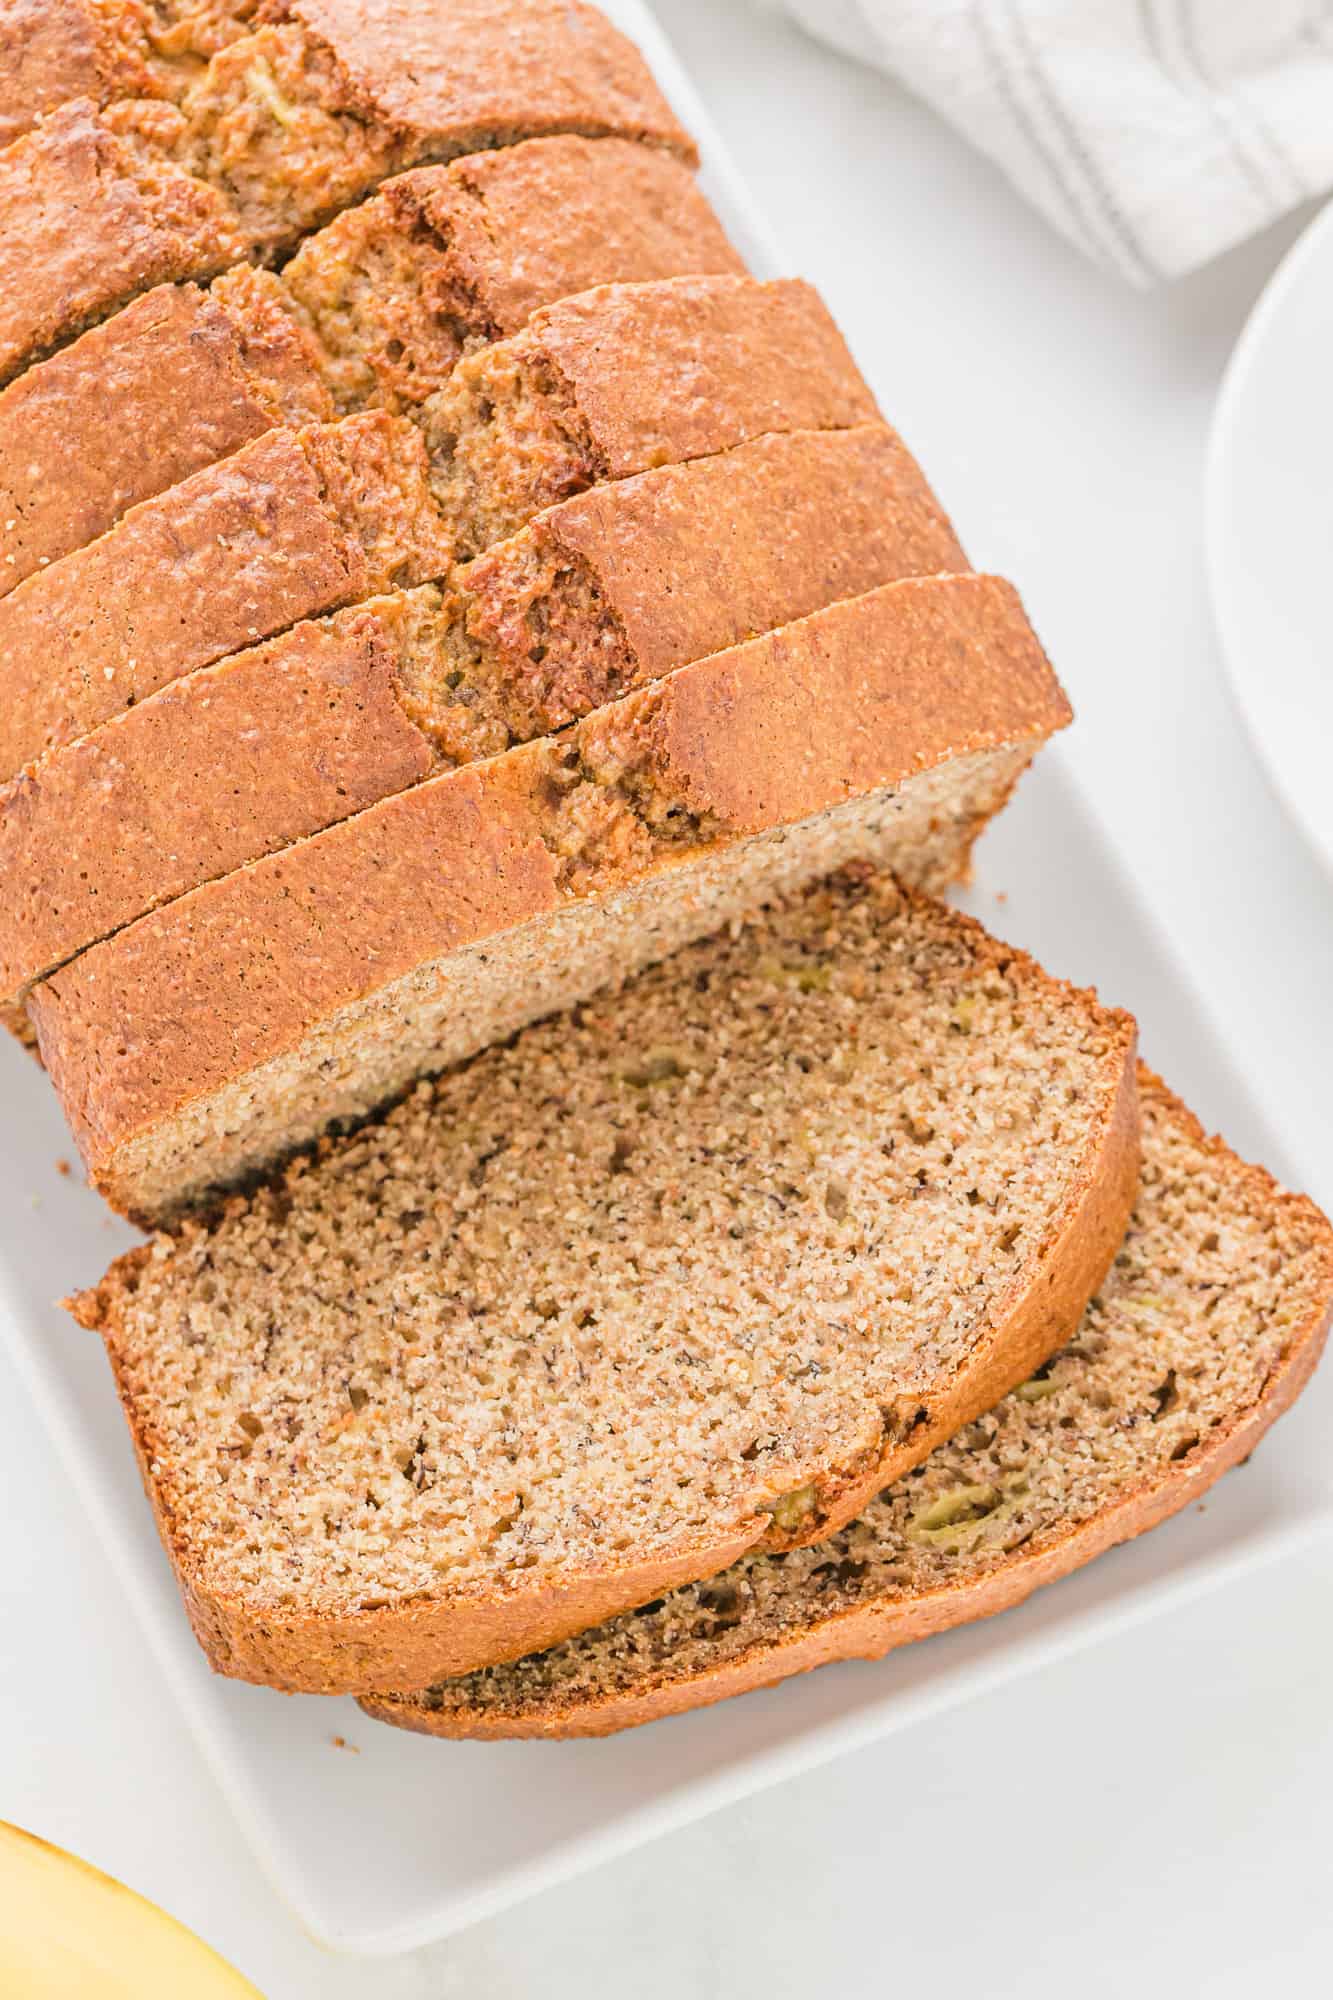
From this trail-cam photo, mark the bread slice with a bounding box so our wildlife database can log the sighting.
[0,0,691,383]
[31,572,1072,1222]
[0,0,255,147]
[69,870,1139,1695]
[0,138,740,594]
[0,410,449,780]
[422,275,877,560]
[0,424,964,1002]
[0,266,332,598]
[279,139,743,418]
[0,95,246,388]
[362,1071,1333,1738]
[0,276,868,780]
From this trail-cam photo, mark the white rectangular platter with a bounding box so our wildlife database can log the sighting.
[2,0,1330,1957]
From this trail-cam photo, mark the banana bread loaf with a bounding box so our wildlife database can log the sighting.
[0,424,964,1001]
[0,0,691,383]
[0,276,871,779]
[69,870,1138,1694]
[364,1071,1333,1737]
[0,0,256,146]
[0,410,450,780]
[30,573,1072,1221]
[280,138,742,417]
[0,136,740,592]
[423,275,877,559]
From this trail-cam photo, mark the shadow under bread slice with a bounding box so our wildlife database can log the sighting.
[31,572,1073,1224]
[0,275,870,781]
[69,869,1139,1695]
[0,0,256,148]
[0,0,691,384]
[362,1071,1333,1738]
[0,137,742,596]
[0,424,964,1005]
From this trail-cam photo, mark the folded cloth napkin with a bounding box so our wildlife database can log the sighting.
[759,0,1333,283]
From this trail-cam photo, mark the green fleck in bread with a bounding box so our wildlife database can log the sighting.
[69,871,1138,1695]
[363,1072,1333,1737]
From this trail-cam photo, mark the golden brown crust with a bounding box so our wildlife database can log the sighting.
[514,424,965,702]
[280,137,738,418]
[69,891,1136,1694]
[267,0,694,161]
[0,2,256,144]
[0,409,449,779]
[32,574,1072,1198]
[360,1072,1333,1737]
[0,273,329,594]
[0,137,731,593]
[0,1,120,147]
[0,425,960,1002]
[596,568,1071,834]
[0,2,692,385]
[0,95,244,386]
[421,136,738,345]
[521,276,877,479]
[0,598,437,1000]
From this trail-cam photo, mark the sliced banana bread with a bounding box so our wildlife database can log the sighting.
[0,0,691,383]
[0,0,256,147]
[423,275,877,560]
[0,267,331,597]
[365,1072,1333,1737]
[0,410,449,780]
[0,95,246,388]
[31,573,1072,1222]
[70,871,1139,1694]
[0,276,868,780]
[0,424,963,1002]
[280,139,742,418]
[0,137,740,592]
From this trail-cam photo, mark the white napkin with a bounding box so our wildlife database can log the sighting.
[759,0,1333,282]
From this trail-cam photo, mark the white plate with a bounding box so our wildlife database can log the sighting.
[1207,196,1333,882]
[3,1,1331,1957]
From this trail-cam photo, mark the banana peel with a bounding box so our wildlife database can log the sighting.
[0,1822,262,1997]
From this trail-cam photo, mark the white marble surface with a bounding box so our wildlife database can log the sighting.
[2,3,1330,1990]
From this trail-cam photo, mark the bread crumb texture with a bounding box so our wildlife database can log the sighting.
[0,0,691,382]
[75,873,1132,1683]
[0,136,737,593]
[0,276,868,782]
[378,1074,1333,1734]
[0,1,258,146]
[0,424,962,1002]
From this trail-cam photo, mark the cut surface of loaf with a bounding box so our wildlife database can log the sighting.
[0,275,867,780]
[0,0,691,383]
[0,424,965,1001]
[31,572,1073,1222]
[70,871,1139,1695]
[0,136,740,592]
[363,1072,1333,1738]
[0,0,257,146]
[0,409,449,780]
